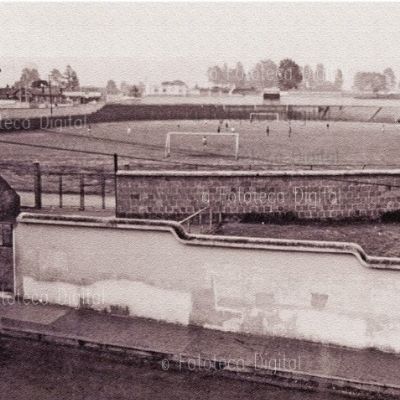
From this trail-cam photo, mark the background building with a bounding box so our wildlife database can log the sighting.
[145,80,188,96]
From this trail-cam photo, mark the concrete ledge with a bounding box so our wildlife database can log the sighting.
[1,325,399,399]
[117,169,400,177]
[17,212,400,270]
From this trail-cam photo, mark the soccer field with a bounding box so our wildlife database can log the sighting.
[1,119,400,192]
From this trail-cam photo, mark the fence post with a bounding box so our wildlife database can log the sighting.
[113,153,118,173]
[235,134,239,160]
[209,208,213,230]
[79,174,85,211]
[100,174,106,209]
[114,153,118,213]
[33,162,42,209]
[58,174,63,208]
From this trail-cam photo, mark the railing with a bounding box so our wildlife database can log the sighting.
[179,206,223,234]
[30,162,115,211]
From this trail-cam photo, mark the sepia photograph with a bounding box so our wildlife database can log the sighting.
[1,1,400,398]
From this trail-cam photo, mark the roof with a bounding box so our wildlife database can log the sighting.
[28,87,63,97]
[161,80,187,87]
[0,87,17,98]
[263,87,280,93]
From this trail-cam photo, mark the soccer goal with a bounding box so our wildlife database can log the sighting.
[165,131,239,160]
[250,112,280,122]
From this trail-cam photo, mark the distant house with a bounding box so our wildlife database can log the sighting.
[0,86,16,100]
[0,86,63,104]
[0,87,20,107]
[28,87,64,105]
[145,80,188,96]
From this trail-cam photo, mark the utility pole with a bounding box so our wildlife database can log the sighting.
[48,74,53,117]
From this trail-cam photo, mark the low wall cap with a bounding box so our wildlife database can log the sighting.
[117,169,400,177]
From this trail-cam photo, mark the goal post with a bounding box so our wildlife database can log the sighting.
[250,112,280,122]
[165,131,239,160]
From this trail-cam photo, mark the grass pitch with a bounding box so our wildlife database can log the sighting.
[1,118,400,192]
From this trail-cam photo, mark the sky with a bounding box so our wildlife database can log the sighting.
[1,1,400,88]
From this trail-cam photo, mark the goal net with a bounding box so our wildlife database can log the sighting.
[165,131,239,160]
[250,112,280,122]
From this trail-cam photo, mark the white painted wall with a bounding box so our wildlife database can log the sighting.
[14,216,400,352]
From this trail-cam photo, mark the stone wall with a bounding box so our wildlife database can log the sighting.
[116,169,400,221]
[0,175,20,220]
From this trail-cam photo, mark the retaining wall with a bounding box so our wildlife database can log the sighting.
[2,104,400,132]
[116,169,400,221]
[14,213,400,352]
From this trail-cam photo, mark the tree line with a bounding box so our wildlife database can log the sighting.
[353,68,397,93]
[12,65,80,90]
[105,80,144,97]
[207,60,344,91]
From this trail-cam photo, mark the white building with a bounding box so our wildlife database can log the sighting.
[145,80,188,96]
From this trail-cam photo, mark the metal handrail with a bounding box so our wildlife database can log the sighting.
[179,206,209,224]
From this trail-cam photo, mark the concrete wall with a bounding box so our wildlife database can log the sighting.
[0,175,20,220]
[14,213,400,352]
[116,169,400,221]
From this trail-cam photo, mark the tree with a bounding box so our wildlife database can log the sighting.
[353,72,363,92]
[334,69,344,90]
[383,67,396,91]
[64,65,80,90]
[227,62,246,86]
[106,80,119,95]
[222,63,229,84]
[302,65,314,90]
[278,59,302,90]
[234,62,246,86]
[249,59,278,89]
[70,71,79,90]
[314,63,326,86]
[370,73,387,93]
[49,69,65,87]
[129,85,141,97]
[15,68,40,88]
[353,72,386,93]
[207,65,225,85]
[120,81,131,96]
